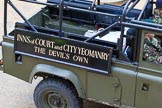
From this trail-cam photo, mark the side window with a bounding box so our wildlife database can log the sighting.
[143,32,162,64]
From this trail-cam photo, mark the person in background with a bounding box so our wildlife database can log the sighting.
[152,0,162,24]
[143,0,162,24]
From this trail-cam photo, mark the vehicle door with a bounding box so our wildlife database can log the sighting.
[136,29,162,108]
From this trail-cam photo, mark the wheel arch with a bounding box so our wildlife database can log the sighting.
[29,64,85,98]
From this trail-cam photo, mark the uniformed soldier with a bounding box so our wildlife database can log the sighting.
[143,43,159,63]
[143,32,162,63]
[143,33,158,62]
[152,0,162,24]
[142,0,162,63]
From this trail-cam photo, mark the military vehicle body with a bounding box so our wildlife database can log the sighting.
[3,0,162,108]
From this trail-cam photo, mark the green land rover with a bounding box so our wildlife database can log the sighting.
[2,0,162,108]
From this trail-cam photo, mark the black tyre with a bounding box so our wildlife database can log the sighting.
[34,78,82,108]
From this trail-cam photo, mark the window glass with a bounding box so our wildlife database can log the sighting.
[143,32,162,64]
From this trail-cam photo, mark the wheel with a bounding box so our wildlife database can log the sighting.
[34,78,82,108]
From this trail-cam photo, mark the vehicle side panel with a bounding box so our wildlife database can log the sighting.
[3,37,137,107]
[136,30,162,108]
[87,62,137,106]
[136,67,162,108]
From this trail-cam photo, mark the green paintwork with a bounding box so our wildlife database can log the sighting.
[2,36,137,107]
[46,19,94,35]
[135,30,162,108]
[3,6,162,108]
[30,64,85,98]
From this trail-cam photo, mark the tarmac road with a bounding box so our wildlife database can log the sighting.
[0,0,145,108]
